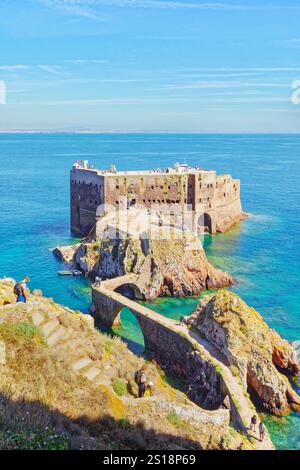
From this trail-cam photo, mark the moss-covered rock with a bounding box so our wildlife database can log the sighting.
[188,290,300,416]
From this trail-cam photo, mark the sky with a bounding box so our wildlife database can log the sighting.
[0,0,300,132]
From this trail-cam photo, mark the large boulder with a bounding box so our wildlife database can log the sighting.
[52,244,80,264]
[188,290,300,416]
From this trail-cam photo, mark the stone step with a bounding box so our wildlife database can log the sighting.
[0,340,6,366]
[93,377,110,387]
[40,319,60,338]
[81,366,102,381]
[72,357,93,371]
[47,326,67,347]
[31,311,46,327]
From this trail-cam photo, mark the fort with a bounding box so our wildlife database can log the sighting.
[70,160,243,237]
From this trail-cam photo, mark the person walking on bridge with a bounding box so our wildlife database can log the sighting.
[259,421,266,442]
[249,414,257,432]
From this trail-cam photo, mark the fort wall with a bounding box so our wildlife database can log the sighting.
[70,164,243,237]
[70,168,104,237]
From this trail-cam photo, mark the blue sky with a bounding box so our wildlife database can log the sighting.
[0,0,300,132]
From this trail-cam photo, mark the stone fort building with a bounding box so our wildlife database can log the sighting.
[70,161,243,237]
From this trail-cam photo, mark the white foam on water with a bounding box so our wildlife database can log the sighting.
[292,341,300,363]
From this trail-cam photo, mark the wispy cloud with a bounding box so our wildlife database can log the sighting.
[0,65,30,71]
[39,0,104,20]
[65,59,109,64]
[164,81,289,90]
[39,1,236,12]
[38,0,300,12]
[38,65,66,75]
[283,38,300,48]
[19,94,290,106]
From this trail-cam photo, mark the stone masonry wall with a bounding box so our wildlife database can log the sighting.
[71,167,242,237]
[70,168,104,236]
[134,311,228,411]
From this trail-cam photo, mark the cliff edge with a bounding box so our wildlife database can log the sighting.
[188,290,300,416]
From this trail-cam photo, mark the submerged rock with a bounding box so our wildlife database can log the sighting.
[188,290,300,416]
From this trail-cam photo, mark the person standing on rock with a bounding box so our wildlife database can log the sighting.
[14,277,29,303]
[180,315,185,326]
[135,366,147,398]
[249,415,257,432]
[259,421,265,442]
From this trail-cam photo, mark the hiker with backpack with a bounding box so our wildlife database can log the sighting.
[135,366,147,398]
[14,277,30,303]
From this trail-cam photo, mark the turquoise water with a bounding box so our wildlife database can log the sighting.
[0,133,299,448]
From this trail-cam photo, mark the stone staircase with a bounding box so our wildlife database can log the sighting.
[30,303,105,387]
[0,299,107,391]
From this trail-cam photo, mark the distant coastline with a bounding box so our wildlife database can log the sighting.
[0,131,300,135]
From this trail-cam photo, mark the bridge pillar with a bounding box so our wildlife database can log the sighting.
[91,288,123,327]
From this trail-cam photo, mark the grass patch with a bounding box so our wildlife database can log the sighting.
[0,321,45,345]
[159,369,185,392]
[232,398,241,412]
[112,379,127,397]
[14,322,39,338]
[229,365,240,377]
[119,417,130,428]
[103,338,114,354]
[0,427,69,450]
[166,412,182,428]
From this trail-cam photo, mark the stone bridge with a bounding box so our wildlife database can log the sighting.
[91,273,147,327]
[91,275,273,448]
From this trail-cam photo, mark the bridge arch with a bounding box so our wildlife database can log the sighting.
[91,275,146,327]
[115,283,144,301]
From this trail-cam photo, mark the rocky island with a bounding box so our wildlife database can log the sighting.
[54,210,232,301]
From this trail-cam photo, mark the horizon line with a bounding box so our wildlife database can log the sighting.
[0,130,299,135]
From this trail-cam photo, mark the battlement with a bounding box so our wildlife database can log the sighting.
[72,161,215,176]
[70,160,243,237]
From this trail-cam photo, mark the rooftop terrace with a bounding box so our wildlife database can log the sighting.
[72,160,214,176]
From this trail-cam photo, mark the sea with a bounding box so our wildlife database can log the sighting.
[0,133,299,449]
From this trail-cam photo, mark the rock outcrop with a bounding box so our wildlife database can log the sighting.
[187,290,300,416]
[52,244,80,264]
[54,212,232,301]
